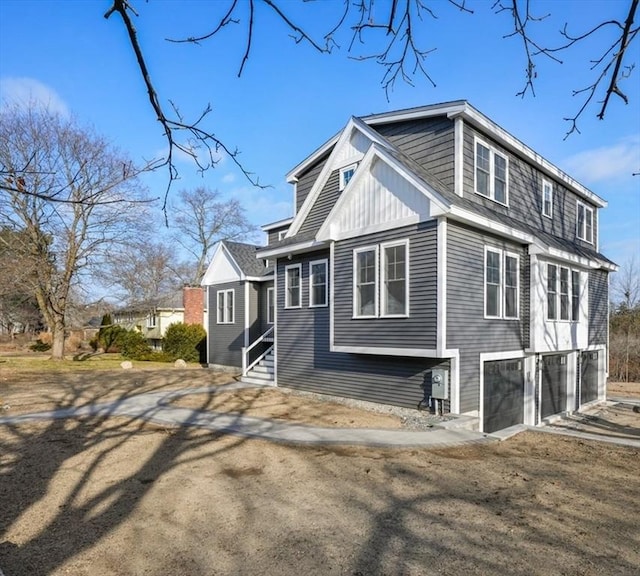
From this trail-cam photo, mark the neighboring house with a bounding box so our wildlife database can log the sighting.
[201,100,616,434]
[114,287,207,349]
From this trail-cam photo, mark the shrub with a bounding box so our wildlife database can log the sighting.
[163,323,206,363]
[99,324,126,353]
[30,338,51,352]
[120,330,152,360]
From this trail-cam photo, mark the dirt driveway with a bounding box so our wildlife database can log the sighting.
[1,367,639,576]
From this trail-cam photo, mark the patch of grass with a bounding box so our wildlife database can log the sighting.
[0,353,183,373]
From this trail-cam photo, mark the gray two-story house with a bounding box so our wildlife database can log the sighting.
[202,101,616,434]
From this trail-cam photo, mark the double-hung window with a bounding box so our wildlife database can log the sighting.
[547,264,581,321]
[485,247,519,319]
[309,259,328,307]
[382,241,408,316]
[542,179,553,218]
[354,247,378,317]
[146,313,157,328]
[475,139,509,205]
[353,241,409,318]
[577,201,594,243]
[216,289,234,324]
[285,264,302,308]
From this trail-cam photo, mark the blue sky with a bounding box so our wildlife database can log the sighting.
[1,0,638,266]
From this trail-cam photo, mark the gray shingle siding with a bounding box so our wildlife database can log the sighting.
[462,125,598,247]
[374,117,455,190]
[589,269,608,345]
[207,281,245,368]
[333,222,437,350]
[277,251,448,409]
[296,153,329,214]
[446,221,528,413]
[297,170,340,238]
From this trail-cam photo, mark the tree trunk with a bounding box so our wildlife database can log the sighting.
[50,322,66,361]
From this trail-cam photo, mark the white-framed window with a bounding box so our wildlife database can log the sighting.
[216,289,234,324]
[146,313,157,328]
[354,246,378,317]
[266,287,274,324]
[339,164,357,191]
[547,263,581,321]
[475,138,509,205]
[278,229,288,241]
[577,201,594,243]
[542,179,553,218]
[285,264,302,309]
[381,240,409,317]
[484,247,519,319]
[309,259,328,308]
[353,240,410,319]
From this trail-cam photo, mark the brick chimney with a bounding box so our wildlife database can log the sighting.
[183,286,204,326]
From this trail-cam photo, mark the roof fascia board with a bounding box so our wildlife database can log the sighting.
[200,242,245,286]
[255,240,327,259]
[287,117,394,237]
[529,243,618,271]
[363,102,467,126]
[315,143,450,241]
[261,217,294,231]
[448,206,536,245]
[455,105,607,208]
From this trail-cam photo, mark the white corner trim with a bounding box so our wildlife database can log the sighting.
[329,242,335,350]
[448,350,460,414]
[436,218,447,355]
[454,117,464,197]
[244,282,250,348]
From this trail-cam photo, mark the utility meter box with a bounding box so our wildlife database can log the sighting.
[431,369,449,400]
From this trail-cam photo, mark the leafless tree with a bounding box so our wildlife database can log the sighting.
[104,0,638,190]
[610,255,640,382]
[170,186,257,284]
[0,104,152,360]
[100,239,190,307]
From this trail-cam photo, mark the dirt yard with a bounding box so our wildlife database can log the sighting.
[1,364,639,576]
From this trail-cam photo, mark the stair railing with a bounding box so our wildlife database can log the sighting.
[242,326,274,376]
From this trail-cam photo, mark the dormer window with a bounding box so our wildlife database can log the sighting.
[542,179,553,218]
[474,138,508,206]
[278,229,288,240]
[339,164,357,191]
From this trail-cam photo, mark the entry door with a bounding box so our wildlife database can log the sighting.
[580,351,599,405]
[483,359,525,434]
[541,354,567,419]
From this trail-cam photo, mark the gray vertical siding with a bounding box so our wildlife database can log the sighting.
[374,117,456,190]
[446,221,529,413]
[207,281,245,368]
[277,250,449,410]
[588,269,608,345]
[462,125,598,247]
[333,222,438,350]
[296,153,330,214]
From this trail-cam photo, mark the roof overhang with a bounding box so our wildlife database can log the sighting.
[261,217,294,232]
[255,239,328,259]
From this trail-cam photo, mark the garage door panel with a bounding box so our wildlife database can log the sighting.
[581,351,599,405]
[541,354,567,419]
[484,359,524,434]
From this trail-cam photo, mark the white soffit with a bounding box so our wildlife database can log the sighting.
[200,243,243,285]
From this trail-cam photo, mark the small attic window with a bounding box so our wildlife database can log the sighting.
[339,164,357,191]
[278,229,288,240]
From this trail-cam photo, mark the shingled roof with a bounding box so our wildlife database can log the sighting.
[223,240,269,277]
